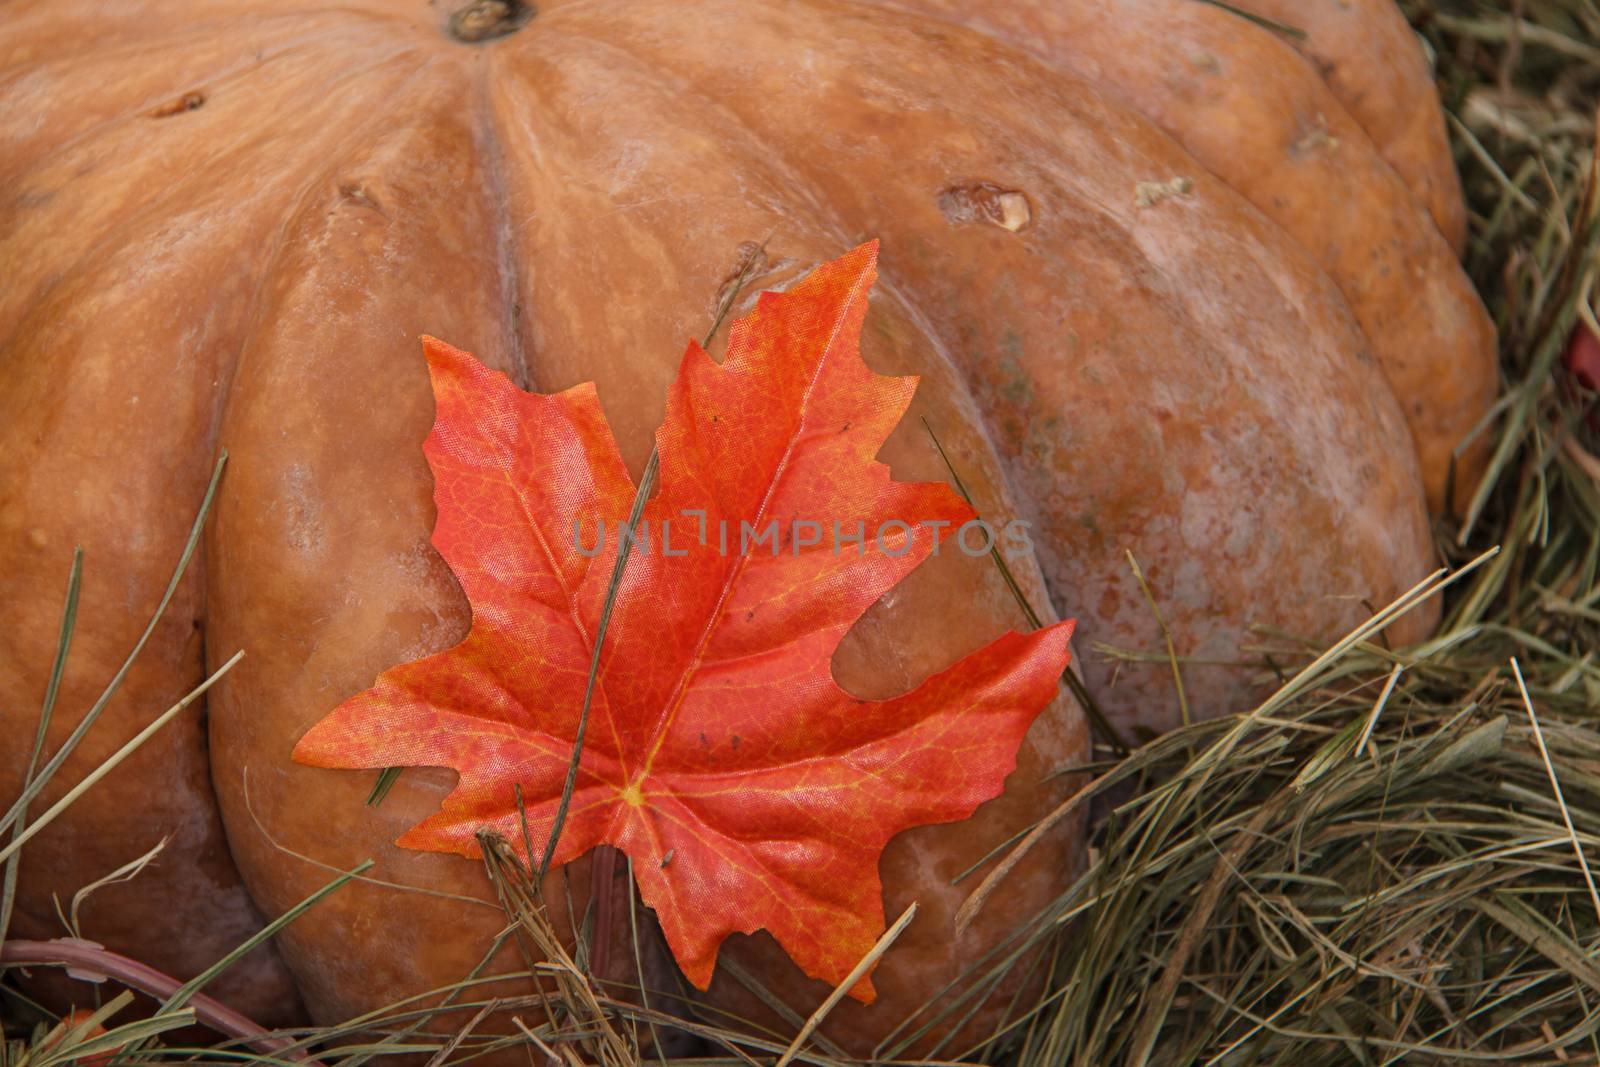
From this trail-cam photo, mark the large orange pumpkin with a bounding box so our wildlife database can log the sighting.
[0,0,1488,1054]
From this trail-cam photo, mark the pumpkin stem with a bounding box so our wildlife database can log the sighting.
[448,0,532,43]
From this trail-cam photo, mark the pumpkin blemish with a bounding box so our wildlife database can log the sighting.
[149,90,205,118]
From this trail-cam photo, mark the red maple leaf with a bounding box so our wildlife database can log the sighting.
[293,242,1074,999]
[1567,320,1600,392]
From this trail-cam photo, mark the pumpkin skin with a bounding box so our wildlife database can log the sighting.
[885,0,1498,513]
[0,0,1470,1054]
[1230,0,1472,254]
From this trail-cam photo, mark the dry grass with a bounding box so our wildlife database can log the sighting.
[5,2,1600,1064]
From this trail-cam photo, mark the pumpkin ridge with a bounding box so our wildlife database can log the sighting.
[0,16,425,185]
[202,58,466,452]
[470,59,535,392]
[1226,0,1469,250]
[518,19,857,250]
[0,43,438,357]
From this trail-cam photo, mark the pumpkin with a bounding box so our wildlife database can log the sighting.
[0,0,1486,1053]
